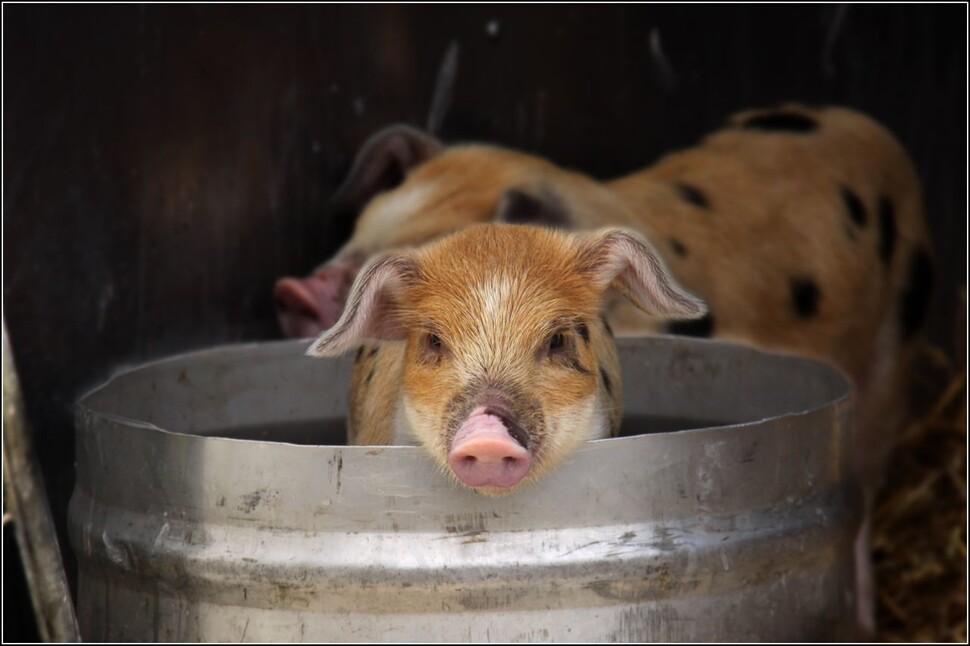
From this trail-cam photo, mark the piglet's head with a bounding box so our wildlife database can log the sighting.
[308,224,705,495]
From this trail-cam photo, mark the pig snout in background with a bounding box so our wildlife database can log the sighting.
[274,124,449,338]
[306,223,706,494]
[274,260,360,338]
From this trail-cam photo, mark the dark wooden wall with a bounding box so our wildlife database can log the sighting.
[3,5,965,639]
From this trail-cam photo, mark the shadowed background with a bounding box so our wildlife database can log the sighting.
[3,4,965,641]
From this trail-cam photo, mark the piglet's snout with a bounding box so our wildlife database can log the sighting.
[274,261,358,338]
[448,407,532,489]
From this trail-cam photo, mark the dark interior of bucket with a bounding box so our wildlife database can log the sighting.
[196,413,725,446]
[81,337,845,447]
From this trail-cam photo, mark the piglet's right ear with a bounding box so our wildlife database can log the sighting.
[331,125,443,212]
[307,254,417,357]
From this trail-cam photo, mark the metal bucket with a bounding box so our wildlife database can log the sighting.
[69,336,860,642]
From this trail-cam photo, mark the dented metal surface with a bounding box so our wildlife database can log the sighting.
[69,337,860,642]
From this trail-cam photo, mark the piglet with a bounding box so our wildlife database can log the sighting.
[306,223,705,494]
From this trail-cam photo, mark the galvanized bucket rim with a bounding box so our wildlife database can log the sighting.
[75,336,852,451]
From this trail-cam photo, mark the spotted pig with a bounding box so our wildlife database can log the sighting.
[279,104,932,494]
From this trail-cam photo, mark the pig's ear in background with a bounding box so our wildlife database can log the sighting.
[307,253,417,357]
[330,125,443,212]
[492,187,575,229]
[577,228,706,320]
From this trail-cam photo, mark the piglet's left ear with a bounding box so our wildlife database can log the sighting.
[577,228,707,320]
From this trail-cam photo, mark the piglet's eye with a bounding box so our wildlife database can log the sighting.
[420,332,447,364]
[547,332,566,352]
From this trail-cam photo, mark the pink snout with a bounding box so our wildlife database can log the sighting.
[273,260,359,338]
[448,408,532,490]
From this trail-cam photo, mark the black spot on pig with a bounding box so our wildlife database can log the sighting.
[673,182,710,210]
[742,112,819,133]
[600,368,613,396]
[878,196,897,266]
[900,249,934,341]
[669,238,688,258]
[493,187,572,229]
[666,313,714,338]
[791,277,820,319]
[841,186,867,228]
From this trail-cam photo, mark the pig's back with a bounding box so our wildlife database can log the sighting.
[607,104,931,386]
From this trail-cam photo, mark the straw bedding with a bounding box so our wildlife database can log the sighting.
[873,296,967,642]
